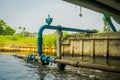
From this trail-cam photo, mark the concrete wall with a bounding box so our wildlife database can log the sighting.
[61,32,120,58]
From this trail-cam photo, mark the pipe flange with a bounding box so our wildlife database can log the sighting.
[52,57,61,63]
[27,54,35,60]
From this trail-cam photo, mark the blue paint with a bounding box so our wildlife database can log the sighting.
[27,55,31,59]
[27,54,35,60]
[38,37,42,55]
[40,55,52,64]
[46,56,52,62]
[40,55,47,62]
[31,55,35,60]
[27,54,52,64]
[45,14,53,25]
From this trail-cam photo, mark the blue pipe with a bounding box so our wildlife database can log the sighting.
[40,55,52,62]
[38,24,95,55]
[27,54,35,60]
[27,54,52,64]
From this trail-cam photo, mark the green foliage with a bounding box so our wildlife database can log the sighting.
[3,26,15,35]
[0,20,69,47]
[17,37,37,44]
[76,32,85,34]
[22,31,29,37]
[0,26,4,34]
[0,35,37,45]
[0,20,6,35]
[0,35,18,45]
[42,32,69,47]
[103,17,112,32]
[62,32,68,40]
[8,36,18,41]
[0,19,15,35]
[0,32,68,47]
[118,29,120,32]
[70,32,85,35]
[0,33,56,47]
[92,29,99,33]
[43,33,56,47]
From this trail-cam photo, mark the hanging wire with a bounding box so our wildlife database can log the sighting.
[79,6,82,17]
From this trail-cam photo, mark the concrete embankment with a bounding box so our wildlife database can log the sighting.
[61,32,120,58]
[0,44,56,54]
[1,32,120,59]
[0,44,37,52]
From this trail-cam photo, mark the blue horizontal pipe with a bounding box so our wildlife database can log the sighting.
[40,55,52,62]
[27,54,35,60]
[38,25,95,55]
[40,55,47,62]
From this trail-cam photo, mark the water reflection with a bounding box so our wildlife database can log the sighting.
[0,54,40,80]
[0,52,120,80]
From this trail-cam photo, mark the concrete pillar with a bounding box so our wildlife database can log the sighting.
[56,30,62,59]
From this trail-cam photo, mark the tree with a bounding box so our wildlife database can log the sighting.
[4,26,15,35]
[0,19,15,35]
[0,20,6,35]
[103,16,112,32]
[18,26,26,37]
[0,25,4,35]
[0,20,6,26]
[23,27,26,31]
[21,31,29,37]
[19,26,22,29]
[23,27,26,37]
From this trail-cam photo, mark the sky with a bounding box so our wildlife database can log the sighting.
[0,0,120,34]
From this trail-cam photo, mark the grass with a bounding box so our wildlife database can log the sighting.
[0,35,37,45]
[0,32,68,47]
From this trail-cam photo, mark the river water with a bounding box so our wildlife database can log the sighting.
[0,52,120,80]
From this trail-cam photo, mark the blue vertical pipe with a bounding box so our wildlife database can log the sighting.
[38,25,95,55]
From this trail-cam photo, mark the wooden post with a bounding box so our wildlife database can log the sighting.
[82,39,84,57]
[93,39,95,58]
[56,30,62,59]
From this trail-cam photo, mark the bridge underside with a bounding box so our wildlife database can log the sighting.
[63,0,120,23]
